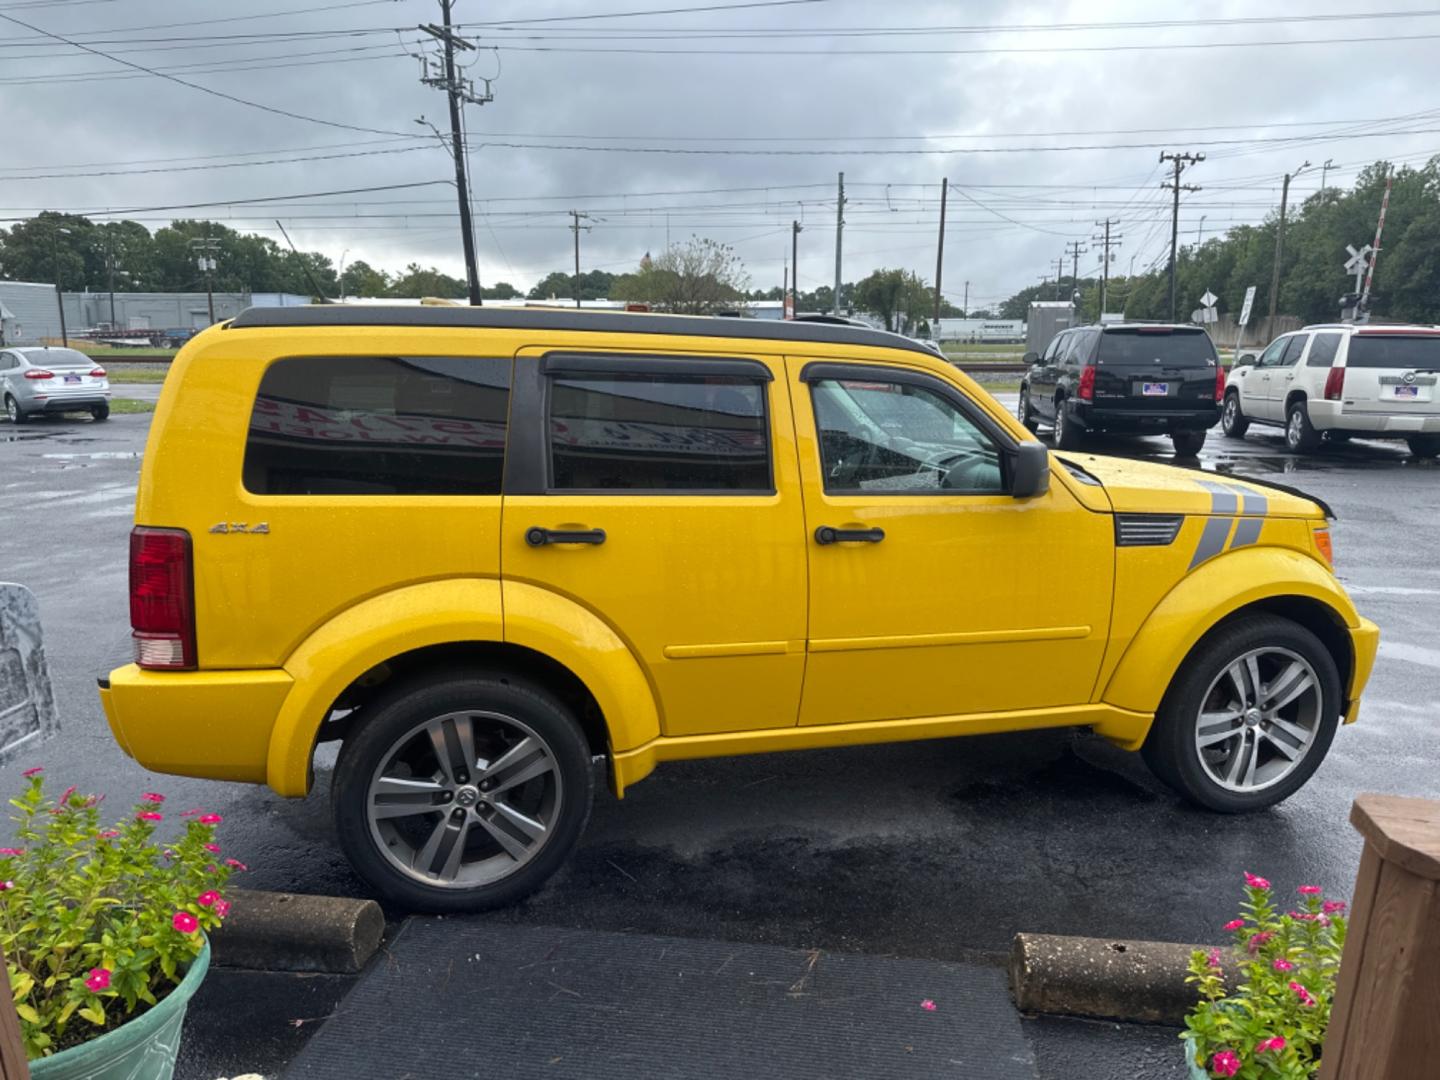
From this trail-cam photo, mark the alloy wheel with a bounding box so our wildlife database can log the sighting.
[1223,397,1237,431]
[1287,411,1303,450]
[365,710,562,888]
[1193,647,1323,793]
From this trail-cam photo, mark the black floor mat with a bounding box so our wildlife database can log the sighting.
[286,920,1036,1079]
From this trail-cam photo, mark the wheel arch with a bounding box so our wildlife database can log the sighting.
[1285,388,1309,413]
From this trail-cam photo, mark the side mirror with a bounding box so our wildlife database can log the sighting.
[1011,441,1050,499]
[1022,351,1040,366]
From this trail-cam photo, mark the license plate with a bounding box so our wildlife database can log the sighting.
[1142,382,1169,396]
[1395,385,1419,398]
[63,375,81,384]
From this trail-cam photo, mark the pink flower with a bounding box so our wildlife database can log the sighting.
[1289,981,1316,1007]
[1297,885,1322,895]
[98,831,119,839]
[1247,931,1274,955]
[0,882,12,892]
[224,858,248,871]
[57,785,77,807]
[920,999,937,1011]
[1244,872,1271,890]
[1323,900,1347,915]
[172,911,199,934]
[140,792,165,804]
[1290,911,1317,922]
[1207,948,1222,969]
[137,811,163,822]
[196,890,221,908]
[1223,919,1244,931]
[0,848,23,857]
[1211,1050,1241,1077]
[198,814,223,825]
[204,843,221,854]
[21,767,42,778]
[1272,958,1294,972]
[1258,1036,1286,1053]
[214,898,231,918]
[84,968,111,992]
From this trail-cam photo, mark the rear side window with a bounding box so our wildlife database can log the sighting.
[1281,335,1308,365]
[244,356,510,496]
[1345,335,1440,370]
[1305,333,1342,368]
[1096,329,1217,367]
[548,373,770,492]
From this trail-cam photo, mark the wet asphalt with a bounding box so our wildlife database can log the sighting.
[2,405,1437,1078]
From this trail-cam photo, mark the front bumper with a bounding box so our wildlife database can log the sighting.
[99,664,292,784]
[1072,401,1219,432]
[1344,616,1380,724]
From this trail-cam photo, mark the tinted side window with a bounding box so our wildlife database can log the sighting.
[1281,334,1309,365]
[1257,338,1289,367]
[810,378,1003,494]
[1345,335,1440,369]
[1043,333,1066,362]
[1305,333,1342,368]
[244,356,510,496]
[548,373,770,492]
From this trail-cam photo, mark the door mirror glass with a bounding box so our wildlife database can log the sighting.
[1022,351,1040,366]
[1011,441,1050,499]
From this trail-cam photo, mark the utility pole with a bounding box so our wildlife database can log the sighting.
[1054,256,1064,300]
[1092,218,1122,316]
[104,231,118,330]
[189,235,220,324]
[1266,161,1310,341]
[1160,151,1204,322]
[569,211,591,310]
[1065,240,1087,306]
[790,219,802,319]
[419,1,494,307]
[49,225,70,347]
[962,280,969,318]
[933,177,948,322]
[833,172,845,315]
[1321,158,1335,193]
[1196,215,1208,248]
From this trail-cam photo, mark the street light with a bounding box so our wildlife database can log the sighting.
[1196,215,1208,249]
[50,224,72,347]
[338,248,351,301]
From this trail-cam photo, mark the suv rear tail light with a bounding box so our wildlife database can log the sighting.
[90,366,107,378]
[1215,365,1227,402]
[1078,365,1096,400]
[23,369,53,380]
[1323,367,1345,401]
[129,527,196,670]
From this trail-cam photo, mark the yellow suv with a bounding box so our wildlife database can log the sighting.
[99,307,1379,911]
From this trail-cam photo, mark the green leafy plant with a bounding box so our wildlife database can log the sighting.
[1183,872,1347,1078]
[0,770,243,1058]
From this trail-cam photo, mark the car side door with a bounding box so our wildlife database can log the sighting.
[1032,331,1068,420]
[1246,337,1289,422]
[787,356,1114,727]
[1268,333,1310,420]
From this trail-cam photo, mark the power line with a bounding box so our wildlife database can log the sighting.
[468,0,835,27]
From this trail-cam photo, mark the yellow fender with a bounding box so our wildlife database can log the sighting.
[1100,547,1360,741]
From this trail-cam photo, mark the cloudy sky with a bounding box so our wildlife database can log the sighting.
[3,0,1439,306]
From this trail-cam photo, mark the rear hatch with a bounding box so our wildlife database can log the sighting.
[1340,331,1440,416]
[1091,327,1218,411]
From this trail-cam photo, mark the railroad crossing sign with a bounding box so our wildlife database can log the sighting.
[1345,243,1374,293]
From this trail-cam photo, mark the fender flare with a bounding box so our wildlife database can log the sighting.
[1101,546,1358,726]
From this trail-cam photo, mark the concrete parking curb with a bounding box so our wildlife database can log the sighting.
[1009,933,1240,1026]
[210,889,384,974]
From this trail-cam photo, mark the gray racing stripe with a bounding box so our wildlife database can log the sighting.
[1195,479,1239,515]
[1229,517,1264,549]
[1189,516,1235,568]
[1227,484,1268,516]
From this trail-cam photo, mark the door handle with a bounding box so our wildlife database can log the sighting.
[525,527,606,547]
[814,525,885,545]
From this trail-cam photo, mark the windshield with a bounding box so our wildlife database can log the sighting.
[1346,335,1440,370]
[1095,329,1217,368]
[23,348,92,369]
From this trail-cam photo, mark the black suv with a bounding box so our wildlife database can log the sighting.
[1018,323,1224,456]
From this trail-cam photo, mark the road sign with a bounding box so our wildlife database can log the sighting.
[1237,285,1257,327]
[0,583,59,767]
[1344,243,1373,274]
[1200,290,1218,310]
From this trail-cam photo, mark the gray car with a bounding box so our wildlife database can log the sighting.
[1,346,111,423]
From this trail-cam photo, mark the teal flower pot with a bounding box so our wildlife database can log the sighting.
[30,940,210,1080]
[1182,1034,1208,1079]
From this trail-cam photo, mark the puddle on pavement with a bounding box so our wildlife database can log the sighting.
[42,451,141,460]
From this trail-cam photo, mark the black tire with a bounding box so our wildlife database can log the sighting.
[1407,434,1440,458]
[4,395,26,424]
[1017,384,1040,433]
[1054,397,1085,450]
[1285,399,1322,453]
[1220,391,1249,439]
[1141,614,1341,813]
[1171,429,1207,457]
[91,403,110,422]
[331,673,594,912]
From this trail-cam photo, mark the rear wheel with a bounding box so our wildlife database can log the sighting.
[1017,385,1040,433]
[4,395,25,424]
[1220,391,1249,439]
[332,673,594,912]
[1285,400,1321,454]
[1054,398,1085,450]
[1407,434,1440,458]
[1141,614,1341,813]
[1171,429,1207,457]
[91,403,110,422]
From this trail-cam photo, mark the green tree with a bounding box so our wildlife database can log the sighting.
[481,281,524,300]
[527,268,616,301]
[340,259,390,297]
[390,264,466,299]
[611,237,749,314]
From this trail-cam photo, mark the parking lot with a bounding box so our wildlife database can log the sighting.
[3,403,1437,965]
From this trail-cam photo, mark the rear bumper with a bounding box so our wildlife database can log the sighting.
[1308,400,1440,434]
[33,393,110,412]
[1345,616,1381,724]
[1072,402,1219,432]
[98,664,292,784]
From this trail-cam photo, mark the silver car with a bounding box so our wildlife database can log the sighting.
[1,346,111,423]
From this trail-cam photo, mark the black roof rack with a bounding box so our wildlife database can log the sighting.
[227,304,935,358]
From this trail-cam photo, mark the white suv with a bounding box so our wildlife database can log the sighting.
[1221,324,1440,457]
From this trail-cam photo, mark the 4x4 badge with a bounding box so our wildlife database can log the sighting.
[209,522,269,534]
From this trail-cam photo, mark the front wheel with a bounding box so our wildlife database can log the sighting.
[332,673,594,912]
[1017,385,1039,433]
[1407,434,1440,458]
[1285,401,1322,453]
[1171,429,1207,457]
[1141,614,1341,813]
[1054,399,1085,449]
[1220,392,1249,439]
